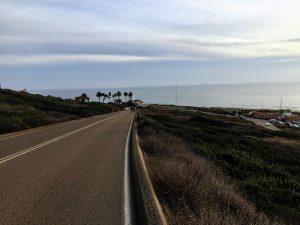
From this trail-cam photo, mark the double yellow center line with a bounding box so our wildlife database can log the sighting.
[0,114,120,165]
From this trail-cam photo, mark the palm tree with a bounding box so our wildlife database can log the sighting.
[124,92,128,101]
[107,92,112,103]
[102,94,109,103]
[117,91,122,100]
[128,91,133,101]
[96,91,102,103]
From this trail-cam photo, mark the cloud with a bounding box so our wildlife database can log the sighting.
[0,0,300,65]
[175,36,300,47]
[276,58,300,63]
[172,36,300,58]
[0,54,196,65]
[280,38,300,43]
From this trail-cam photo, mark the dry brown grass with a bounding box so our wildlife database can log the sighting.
[245,135,300,148]
[139,126,285,225]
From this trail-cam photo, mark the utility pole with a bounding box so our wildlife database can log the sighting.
[175,84,178,106]
[280,96,283,113]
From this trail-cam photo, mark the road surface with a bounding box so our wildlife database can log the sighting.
[245,118,280,131]
[199,111,280,131]
[0,111,134,225]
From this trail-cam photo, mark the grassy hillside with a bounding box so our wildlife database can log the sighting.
[138,107,300,224]
[0,89,116,134]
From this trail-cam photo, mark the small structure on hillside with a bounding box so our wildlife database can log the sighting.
[282,112,293,117]
[249,111,300,122]
[281,115,300,122]
[250,111,281,120]
[133,99,147,107]
[19,88,28,95]
[75,93,90,103]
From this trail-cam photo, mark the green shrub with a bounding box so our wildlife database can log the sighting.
[140,108,300,224]
[0,89,116,134]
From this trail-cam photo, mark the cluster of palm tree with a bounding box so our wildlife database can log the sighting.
[96,91,133,104]
[123,91,134,101]
[96,91,112,103]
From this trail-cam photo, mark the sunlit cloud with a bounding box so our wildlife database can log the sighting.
[0,54,196,65]
[277,58,300,63]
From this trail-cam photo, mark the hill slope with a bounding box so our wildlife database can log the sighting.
[0,89,115,134]
[137,107,300,224]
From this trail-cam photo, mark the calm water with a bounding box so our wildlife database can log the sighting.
[34,83,300,110]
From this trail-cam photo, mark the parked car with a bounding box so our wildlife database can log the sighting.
[275,121,284,125]
[269,119,277,123]
[294,120,300,125]
[265,122,271,126]
[290,124,300,128]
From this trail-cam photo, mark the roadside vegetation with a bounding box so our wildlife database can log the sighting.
[0,89,118,134]
[137,107,300,225]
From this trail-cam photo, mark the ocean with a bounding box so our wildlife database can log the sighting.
[34,82,300,110]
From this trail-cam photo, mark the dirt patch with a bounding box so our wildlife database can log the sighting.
[263,136,300,145]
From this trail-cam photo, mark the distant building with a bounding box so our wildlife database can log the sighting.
[134,99,147,107]
[282,115,300,122]
[251,112,281,120]
[19,89,28,95]
[282,112,293,117]
[250,111,300,121]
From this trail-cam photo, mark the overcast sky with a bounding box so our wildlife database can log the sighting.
[0,0,299,90]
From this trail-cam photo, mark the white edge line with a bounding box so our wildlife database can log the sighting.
[123,115,135,225]
[0,114,120,165]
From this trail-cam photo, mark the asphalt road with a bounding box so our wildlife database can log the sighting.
[245,118,280,131]
[0,111,135,225]
[199,111,280,131]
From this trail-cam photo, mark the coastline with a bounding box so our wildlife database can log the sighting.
[32,82,300,110]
